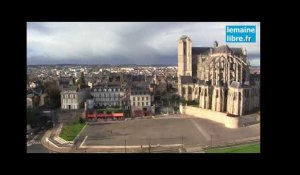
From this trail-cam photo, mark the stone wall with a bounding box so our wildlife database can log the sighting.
[179,104,240,128]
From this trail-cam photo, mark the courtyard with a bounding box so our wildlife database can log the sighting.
[78,115,260,148]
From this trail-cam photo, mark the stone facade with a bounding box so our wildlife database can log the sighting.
[178,36,259,116]
[91,84,126,107]
[61,86,90,110]
[130,84,152,116]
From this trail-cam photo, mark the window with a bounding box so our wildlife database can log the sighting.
[182,87,186,95]
[216,90,218,98]
[142,97,144,101]
[133,102,135,106]
[138,102,140,106]
[188,87,192,94]
[142,102,144,106]
[133,97,135,101]
[146,102,148,106]
[146,97,148,101]
[138,97,140,101]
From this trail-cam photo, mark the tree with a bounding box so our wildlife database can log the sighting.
[78,72,85,88]
[27,108,39,128]
[43,81,61,109]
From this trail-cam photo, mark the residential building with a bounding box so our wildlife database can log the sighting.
[61,85,90,110]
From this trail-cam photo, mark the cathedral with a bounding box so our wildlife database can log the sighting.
[177,35,259,116]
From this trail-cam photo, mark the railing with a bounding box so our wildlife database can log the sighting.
[86,113,124,119]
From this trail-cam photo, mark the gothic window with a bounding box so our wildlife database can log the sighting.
[188,87,192,94]
[182,87,186,95]
[216,90,219,98]
[239,92,241,100]
[205,89,207,96]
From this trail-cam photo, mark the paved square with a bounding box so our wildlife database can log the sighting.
[79,115,260,147]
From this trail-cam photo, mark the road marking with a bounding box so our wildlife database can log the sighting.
[189,118,210,141]
[79,136,88,148]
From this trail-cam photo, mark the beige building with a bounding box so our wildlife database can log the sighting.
[91,83,126,107]
[61,86,90,110]
[130,84,152,116]
[178,35,259,116]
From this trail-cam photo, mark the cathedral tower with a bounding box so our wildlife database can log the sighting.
[178,35,192,77]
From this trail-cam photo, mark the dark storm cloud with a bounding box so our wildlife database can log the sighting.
[27,22,260,66]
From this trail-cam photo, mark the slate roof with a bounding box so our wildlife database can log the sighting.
[192,46,244,57]
[192,47,210,55]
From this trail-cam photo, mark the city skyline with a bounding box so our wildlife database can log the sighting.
[27,22,260,66]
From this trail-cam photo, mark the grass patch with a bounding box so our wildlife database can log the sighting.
[205,143,260,153]
[59,123,85,141]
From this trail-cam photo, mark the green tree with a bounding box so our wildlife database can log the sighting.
[78,72,85,88]
[44,81,61,109]
[27,108,39,128]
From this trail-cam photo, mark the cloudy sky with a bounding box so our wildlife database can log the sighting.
[27,22,260,66]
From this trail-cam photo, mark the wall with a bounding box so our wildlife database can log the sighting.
[180,104,240,128]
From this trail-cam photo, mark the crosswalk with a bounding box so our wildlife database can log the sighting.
[27,140,41,146]
[54,136,72,144]
[48,136,73,147]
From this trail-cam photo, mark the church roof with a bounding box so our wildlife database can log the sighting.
[231,48,243,55]
[181,76,193,84]
[192,47,210,55]
[192,46,244,57]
